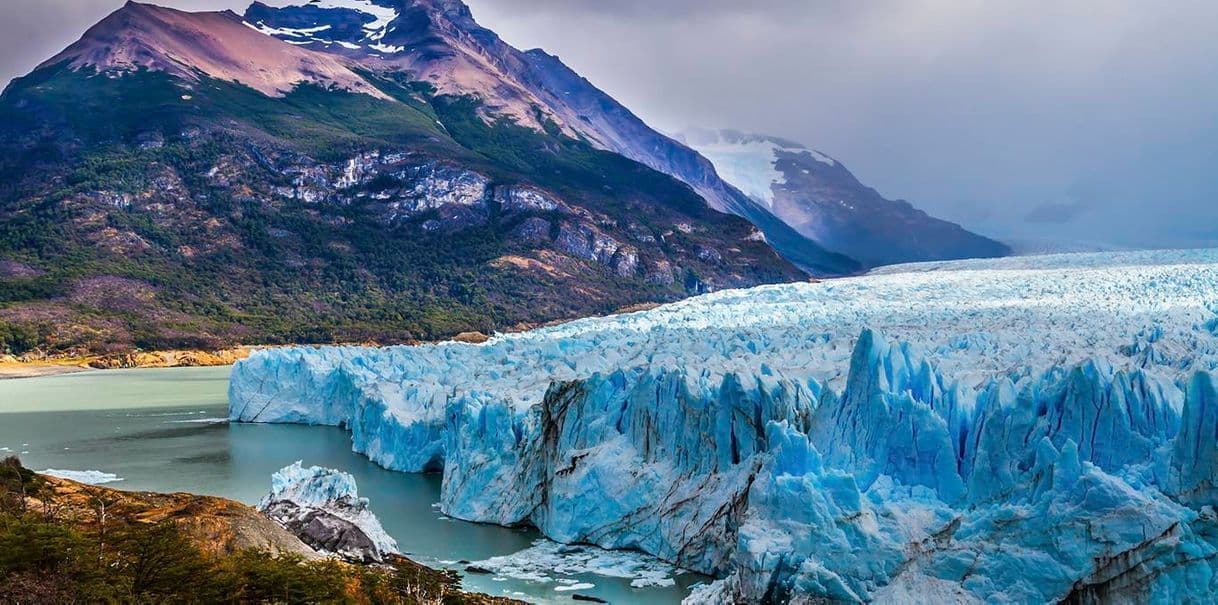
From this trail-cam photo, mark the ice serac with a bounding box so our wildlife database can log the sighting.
[231,249,1218,603]
[258,462,398,562]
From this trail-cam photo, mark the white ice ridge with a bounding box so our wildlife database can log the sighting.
[470,539,680,588]
[39,469,124,485]
[230,248,1218,603]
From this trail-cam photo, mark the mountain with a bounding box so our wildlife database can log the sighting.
[39,2,390,100]
[241,0,859,276]
[678,129,1010,268]
[0,2,808,356]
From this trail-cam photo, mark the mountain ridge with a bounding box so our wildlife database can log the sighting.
[679,128,1010,267]
[0,1,810,356]
[242,0,862,274]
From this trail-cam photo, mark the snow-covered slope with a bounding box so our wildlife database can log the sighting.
[230,248,1218,602]
[678,128,1010,268]
[677,129,835,208]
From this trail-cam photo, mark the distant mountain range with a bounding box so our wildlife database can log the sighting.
[677,129,1009,268]
[0,0,1004,355]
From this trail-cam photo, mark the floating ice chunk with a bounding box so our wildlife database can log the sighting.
[40,469,123,485]
[554,583,595,592]
[259,462,397,562]
[470,539,680,587]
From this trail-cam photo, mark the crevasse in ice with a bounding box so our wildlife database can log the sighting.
[231,249,1218,602]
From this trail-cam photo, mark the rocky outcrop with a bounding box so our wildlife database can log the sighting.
[84,348,252,370]
[554,223,621,266]
[495,186,562,214]
[510,217,552,243]
[25,472,318,560]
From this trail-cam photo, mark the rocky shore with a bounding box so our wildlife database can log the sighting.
[0,347,253,379]
[0,457,520,604]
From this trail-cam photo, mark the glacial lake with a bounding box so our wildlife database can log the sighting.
[0,366,702,604]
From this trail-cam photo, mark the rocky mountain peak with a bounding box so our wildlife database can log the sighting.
[39,1,390,100]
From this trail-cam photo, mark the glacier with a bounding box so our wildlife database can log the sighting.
[230,249,1218,603]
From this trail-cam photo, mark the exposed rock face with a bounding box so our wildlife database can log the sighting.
[645,260,676,286]
[510,217,552,243]
[258,462,398,563]
[393,163,490,215]
[555,223,621,266]
[261,502,382,562]
[611,246,640,278]
[29,473,319,560]
[495,186,562,213]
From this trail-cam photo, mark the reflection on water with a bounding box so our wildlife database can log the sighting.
[0,367,699,603]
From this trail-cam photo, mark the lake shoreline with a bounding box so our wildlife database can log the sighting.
[2,461,522,605]
[0,347,254,380]
[0,366,699,602]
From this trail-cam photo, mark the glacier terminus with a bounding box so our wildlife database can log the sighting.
[230,249,1218,603]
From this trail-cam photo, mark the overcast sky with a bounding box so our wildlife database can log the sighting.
[4,0,1217,249]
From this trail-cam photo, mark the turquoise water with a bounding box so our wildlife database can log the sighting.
[0,367,698,603]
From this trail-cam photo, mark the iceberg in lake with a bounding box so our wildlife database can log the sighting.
[39,469,124,485]
[259,462,398,562]
[231,249,1218,602]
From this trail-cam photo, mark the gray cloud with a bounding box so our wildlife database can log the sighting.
[4,0,1217,249]
[464,0,1218,248]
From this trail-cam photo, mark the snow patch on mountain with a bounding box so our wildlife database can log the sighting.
[676,129,835,207]
[683,138,789,206]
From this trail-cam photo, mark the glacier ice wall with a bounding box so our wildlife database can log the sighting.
[231,249,1218,602]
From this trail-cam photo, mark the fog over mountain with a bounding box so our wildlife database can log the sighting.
[5,0,1216,250]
